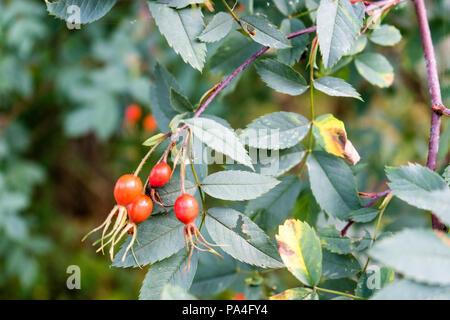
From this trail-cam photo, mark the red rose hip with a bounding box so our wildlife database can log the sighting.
[149,162,172,187]
[128,194,153,223]
[113,174,143,206]
[174,193,199,224]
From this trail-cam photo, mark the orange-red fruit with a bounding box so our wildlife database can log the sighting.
[143,115,158,132]
[114,174,143,206]
[125,104,142,123]
[128,194,153,223]
[149,162,172,187]
[174,193,199,224]
[232,293,246,300]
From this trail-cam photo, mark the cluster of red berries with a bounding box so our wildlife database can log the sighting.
[84,158,203,264]
[124,103,158,132]
[113,162,199,226]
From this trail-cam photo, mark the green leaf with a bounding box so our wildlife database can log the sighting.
[198,12,233,43]
[319,225,372,255]
[226,145,305,177]
[317,0,364,69]
[273,0,303,16]
[139,249,197,300]
[46,0,116,24]
[205,207,284,268]
[240,15,290,49]
[293,187,320,227]
[307,151,362,220]
[161,284,197,300]
[270,287,318,300]
[355,53,394,88]
[112,213,188,268]
[373,279,450,300]
[148,2,206,71]
[201,170,280,201]
[276,219,322,286]
[278,19,309,66]
[347,208,379,223]
[313,76,362,100]
[369,25,401,46]
[184,117,253,169]
[356,267,394,299]
[322,249,361,279]
[152,178,197,214]
[191,253,239,296]
[443,165,450,185]
[247,175,302,230]
[240,111,309,150]
[255,59,308,96]
[142,133,167,146]
[209,34,263,75]
[170,87,194,113]
[369,229,450,285]
[386,163,450,225]
[158,0,205,9]
[345,34,367,56]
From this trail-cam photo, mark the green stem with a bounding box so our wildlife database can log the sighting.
[187,135,207,231]
[362,193,393,273]
[292,8,318,19]
[315,287,366,300]
[221,0,243,29]
[307,35,318,151]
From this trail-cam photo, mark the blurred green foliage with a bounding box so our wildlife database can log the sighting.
[0,0,448,299]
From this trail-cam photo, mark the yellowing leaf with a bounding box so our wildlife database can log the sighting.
[270,287,318,300]
[275,219,322,286]
[313,114,360,164]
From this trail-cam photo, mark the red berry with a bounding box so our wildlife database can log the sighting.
[125,104,142,124]
[174,193,199,224]
[232,293,246,300]
[149,162,172,187]
[143,115,158,132]
[113,174,143,206]
[128,194,153,223]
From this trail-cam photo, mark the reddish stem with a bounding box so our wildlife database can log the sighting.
[192,26,317,118]
[341,189,391,236]
[414,0,447,231]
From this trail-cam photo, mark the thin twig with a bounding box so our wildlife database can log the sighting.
[413,0,447,231]
[192,26,317,119]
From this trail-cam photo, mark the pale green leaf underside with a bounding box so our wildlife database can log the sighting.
[369,24,401,46]
[355,53,394,88]
[386,163,450,225]
[198,12,233,43]
[201,170,280,201]
[373,279,450,300]
[241,15,290,49]
[307,151,362,219]
[369,229,450,285]
[317,0,364,69]
[314,76,362,100]
[148,2,206,71]
[46,0,116,24]
[205,207,284,268]
[255,59,308,96]
[241,111,309,150]
[184,117,253,169]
